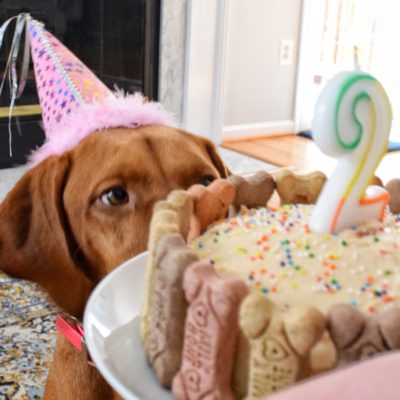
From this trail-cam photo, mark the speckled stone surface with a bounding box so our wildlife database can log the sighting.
[0,272,58,399]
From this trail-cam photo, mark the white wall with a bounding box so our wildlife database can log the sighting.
[181,0,223,142]
[181,0,302,143]
[370,0,400,141]
[222,0,302,139]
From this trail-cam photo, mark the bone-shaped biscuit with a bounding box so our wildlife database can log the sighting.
[172,260,249,400]
[144,233,199,387]
[154,190,194,239]
[141,191,194,341]
[187,179,235,242]
[239,293,326,399]
[385,178,400,214]
[275,170,326,205]
[228,171,276,212]
[141,207,180,341]
[327,304,400,366]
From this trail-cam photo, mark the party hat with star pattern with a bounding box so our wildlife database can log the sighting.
[0,14,171,166]
[29,18,112,133]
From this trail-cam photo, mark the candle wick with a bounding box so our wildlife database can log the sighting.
[353,46,361,70]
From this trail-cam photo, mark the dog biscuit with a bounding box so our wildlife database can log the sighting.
[228,170,276,212]
[172,260,249,400]
[309,331,337,374]
[187,179,235,242]
[141,207,180,341]
[370,175,383,187]
[327,304,400,366]
[275,170,326,205]
[239,293,326,399]
[385,178,400,214]
[145,233,199,387]
[154,190,194,239]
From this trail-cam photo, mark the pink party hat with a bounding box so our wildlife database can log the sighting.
[28,18,112,133]
[0,14,172,166]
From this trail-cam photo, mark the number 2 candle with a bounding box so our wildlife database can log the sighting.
[309,71,393,233]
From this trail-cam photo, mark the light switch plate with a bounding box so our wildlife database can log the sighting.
[280,39,294,66]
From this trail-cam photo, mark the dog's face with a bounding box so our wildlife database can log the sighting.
[0,125,228,316]
[65,125,227,279]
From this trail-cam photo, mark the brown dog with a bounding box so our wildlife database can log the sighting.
[0,125,229,399]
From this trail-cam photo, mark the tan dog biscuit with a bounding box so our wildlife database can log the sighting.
[145,233,199,387]
[309,331,337,373]
[154,190,194,239]
[141,208,180,341]
[142,190,194,341]
[370,175,383,187]
[239,293,326,399]
[172,260,249,400]
[228,170,276,211]
[327,304,400,366]
[275,170,327,205]
[187,179,235,242]
[232,329,250,399]
[385,178,400,214]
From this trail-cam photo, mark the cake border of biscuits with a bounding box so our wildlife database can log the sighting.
[140,169,400,400]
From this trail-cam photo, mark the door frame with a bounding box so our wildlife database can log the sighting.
[182,0,230,144]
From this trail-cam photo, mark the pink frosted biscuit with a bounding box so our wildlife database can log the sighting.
[172,260,249,400]
[187,179,236,242]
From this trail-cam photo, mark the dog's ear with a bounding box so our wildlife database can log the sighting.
[203,138,231,178]
[0,155,94,318]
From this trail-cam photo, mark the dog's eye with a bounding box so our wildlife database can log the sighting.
[101,188,129,206]
[199,175,216,186]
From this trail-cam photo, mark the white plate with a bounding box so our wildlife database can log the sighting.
[83,252,173,400]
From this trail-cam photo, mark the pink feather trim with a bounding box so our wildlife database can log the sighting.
[28,93,174,167]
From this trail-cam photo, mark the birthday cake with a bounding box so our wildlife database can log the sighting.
[140,171,400,400]
[140,71,400,399]
[192,203,400,314]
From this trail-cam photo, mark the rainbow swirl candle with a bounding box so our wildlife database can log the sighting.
[309,71,393,233]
